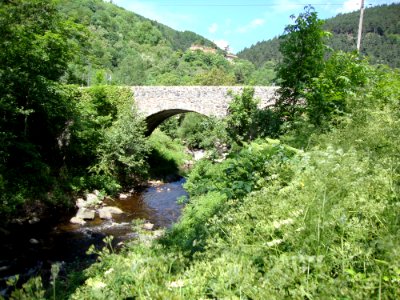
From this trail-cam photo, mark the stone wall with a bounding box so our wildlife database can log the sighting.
[132,86,278,134]
[133,86,278,118]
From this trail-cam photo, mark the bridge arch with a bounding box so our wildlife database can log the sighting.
[133,86,278,134]
[145,109,202,136]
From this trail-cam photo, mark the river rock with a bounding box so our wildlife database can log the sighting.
[76,198,86,208]
[193,150,206,161]
[119,193,129,200]
[86,193,101,207]
[70,217,86,225]
[28,217,40,224]
[143,222,154,230]
[29,238,39,244]
[98,206,123,220]
[98,209,112,220]
[76,208,95,220]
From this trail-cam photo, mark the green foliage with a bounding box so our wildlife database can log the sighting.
[58,0,254,86]
[6,276,45,300]
[158,112,228,152]
[68,86,149,193]
[238,38,282,68]
[166,191,227,253]
[176,113,226,150]
[67,59,400,299]
[325,3,400,68]
[226,88,260,145]
[147,129,189,179]
[239,4,400,69]
[276,5,329,120]
[91,97,149,187]
[185,139,298,200]
[306,51,370,126]
[247,61,276,85]
[193,67,236,85]
[226,87,281,145]
[0,0,85,215]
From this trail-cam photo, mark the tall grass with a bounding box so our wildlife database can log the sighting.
[68,66,399,299]
[16,67,399,299]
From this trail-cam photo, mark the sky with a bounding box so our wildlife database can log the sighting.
[112,0,399,53]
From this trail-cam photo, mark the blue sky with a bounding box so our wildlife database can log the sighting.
[113,0,399,53]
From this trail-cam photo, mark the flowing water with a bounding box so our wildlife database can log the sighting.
[0,178,187,295]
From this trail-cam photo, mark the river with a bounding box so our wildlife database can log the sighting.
[0,178,187,296]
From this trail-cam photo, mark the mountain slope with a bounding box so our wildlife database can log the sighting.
[59,0,239,86]
[238,3,400,68]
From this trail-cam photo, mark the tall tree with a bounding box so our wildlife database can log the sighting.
[0,0,84,211]
[275,6,329,120]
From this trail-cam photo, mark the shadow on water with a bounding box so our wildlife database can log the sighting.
[0,178,188,296]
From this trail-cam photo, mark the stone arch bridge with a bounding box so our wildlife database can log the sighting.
[132,86,278,134]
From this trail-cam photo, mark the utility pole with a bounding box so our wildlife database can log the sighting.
[357,0,365,51]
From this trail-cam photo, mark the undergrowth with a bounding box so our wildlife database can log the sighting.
[8,68,400,300]
[68,66,400,299]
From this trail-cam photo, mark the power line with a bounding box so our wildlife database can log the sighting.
[159,3,345,7]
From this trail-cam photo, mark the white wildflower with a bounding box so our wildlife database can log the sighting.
[273,218,294,229]
[104,268,114,276]
[167,279,185,289]
[86,278,107,289]
[266,239,283,247]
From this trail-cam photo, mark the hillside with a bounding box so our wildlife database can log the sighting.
[238,3,400,68]
[58,0,257,86]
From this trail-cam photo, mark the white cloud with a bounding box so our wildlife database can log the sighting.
[337,0,361,13]
[213,39,229,50]
[251,19,265,26]
[209,23,218,34]
[237,18,265,33]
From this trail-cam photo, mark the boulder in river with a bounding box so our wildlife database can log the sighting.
[76,198,86,208]
[76,208,95,220]
[86,193,101,207]
[119,193,129,200]
[28,217,40,224]
[98,206,123,220]
[70,217,86,225]
[98,209,112,220]
[29,238,39,244]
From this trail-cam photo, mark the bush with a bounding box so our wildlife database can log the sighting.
[147,129,189,179]
[67,85,149,193]
[185,139,298,200]
[306,51,370,126]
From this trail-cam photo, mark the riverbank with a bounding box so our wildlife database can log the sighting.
[0,178,188,298]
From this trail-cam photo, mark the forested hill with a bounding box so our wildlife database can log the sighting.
[60,0,214,52]
[59,0,251,86]
[238,3,400,68]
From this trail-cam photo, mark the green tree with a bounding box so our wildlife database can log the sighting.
[276,6,329,120]
[307,51,370,126]
[193,67,236,85]
[226,87,259,145]
[0,0,85,213]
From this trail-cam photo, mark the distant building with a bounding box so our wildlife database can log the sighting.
[225,53,238,62]
[189,45,217,54]
[189,43,238,63]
